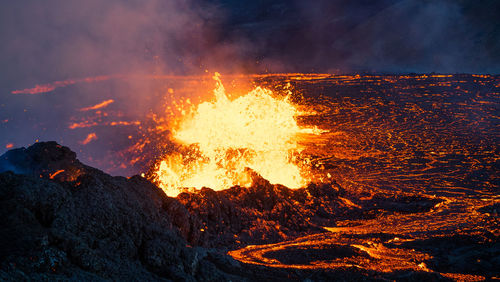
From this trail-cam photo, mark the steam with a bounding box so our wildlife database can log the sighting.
[0,0,224,87]
[0,0,497,176]
[0,0,236,174]
[1,0,498,90]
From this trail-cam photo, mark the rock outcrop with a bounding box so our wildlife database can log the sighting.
[0,142,450,281]
[172,175,350,249]
[0,142,241,281]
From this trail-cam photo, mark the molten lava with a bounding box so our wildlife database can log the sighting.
[152,73,318,196]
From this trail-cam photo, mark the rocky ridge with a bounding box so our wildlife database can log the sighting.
[0,142,446,281]
[0,142,241,281]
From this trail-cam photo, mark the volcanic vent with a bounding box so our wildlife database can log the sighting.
[148,73,321,196]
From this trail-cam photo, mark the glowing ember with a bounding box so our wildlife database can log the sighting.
[153,73,318,196]
[79,99,114,111]
[80,133,98,145]
[49,169,65,179]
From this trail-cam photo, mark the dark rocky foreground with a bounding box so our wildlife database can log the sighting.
[0,142,249,281]
[0,142,495,281]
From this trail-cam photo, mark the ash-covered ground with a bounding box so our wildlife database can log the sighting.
[0,74,498,281]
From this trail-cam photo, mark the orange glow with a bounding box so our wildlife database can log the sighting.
[79,99,114,111]
[152,73,319,196]
[69,120,140,129]
[5,143,14,149]
[109,121,140,126]
[69,121,99,129]
[80,133,98,145]
[11,74,337,95]
[11,85,57,95]
[11,75,113,94]
[49,169,65,179]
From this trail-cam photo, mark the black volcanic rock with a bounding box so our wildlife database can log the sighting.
[171,170,356,249]
[167,169,445,250]
[0,141,85,181]
[0,142,242,281]
[0,142,450,281]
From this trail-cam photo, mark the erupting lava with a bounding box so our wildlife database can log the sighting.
[152,73,319,196]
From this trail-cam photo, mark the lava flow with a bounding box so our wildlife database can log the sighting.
[1,73,498,280]
[151,73,320,196]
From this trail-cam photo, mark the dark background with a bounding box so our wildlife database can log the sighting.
[210,0,500,74]
[0,0,498,92]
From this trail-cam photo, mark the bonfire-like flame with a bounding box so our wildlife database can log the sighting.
[152,73,318,196]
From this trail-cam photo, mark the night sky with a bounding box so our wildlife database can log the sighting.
[213,0,500,73]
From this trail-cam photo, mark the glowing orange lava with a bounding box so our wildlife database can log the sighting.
[79,99,114,111]
[80,133,98,145]
[152,73,320,196]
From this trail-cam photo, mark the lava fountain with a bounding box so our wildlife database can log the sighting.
[151,73,320,196]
